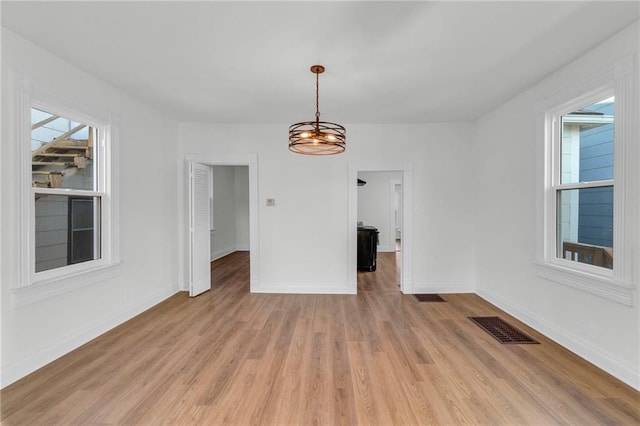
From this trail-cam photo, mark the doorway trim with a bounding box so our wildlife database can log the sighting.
[348,161,413,294]
[185,153,259,292]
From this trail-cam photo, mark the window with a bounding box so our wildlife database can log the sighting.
[9,76,120,306]
[556,97,614,270]
[31,108,101,273]
[536,57,636,306]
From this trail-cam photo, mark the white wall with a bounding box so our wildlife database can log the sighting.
[357,171,402,252]
[234,166,250,250]
[211,166,236,259]
[210,165,249,260]
[472,22,639,389]
[1,29,180,387]
[177,122,476,294]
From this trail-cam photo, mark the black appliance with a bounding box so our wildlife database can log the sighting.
[357,226,379,271]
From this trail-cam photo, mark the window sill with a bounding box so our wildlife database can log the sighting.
[12,261,122,308]
[535,261,634,306]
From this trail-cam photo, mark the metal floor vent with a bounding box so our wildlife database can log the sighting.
[469,316,539,344]
[414,294,446,302]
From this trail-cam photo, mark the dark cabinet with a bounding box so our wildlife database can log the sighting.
[357,226,379,271]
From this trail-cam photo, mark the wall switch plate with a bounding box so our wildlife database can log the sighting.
[266,198,275,206]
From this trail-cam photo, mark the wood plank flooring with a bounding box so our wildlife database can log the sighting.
[2,251,639,425]
[357,252,400,292]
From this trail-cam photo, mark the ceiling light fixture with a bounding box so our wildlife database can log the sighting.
[289,65,346,155]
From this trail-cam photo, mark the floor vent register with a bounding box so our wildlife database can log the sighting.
[414,294,446,302]
[469,316,539,344]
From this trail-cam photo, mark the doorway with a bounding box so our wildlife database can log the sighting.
[348,162,413,294]
[210,165,250,289]
[356,171,403,292]
[186,154,259,295]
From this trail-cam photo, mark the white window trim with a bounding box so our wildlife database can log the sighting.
[535,56,637,306]
[9,74,121,307]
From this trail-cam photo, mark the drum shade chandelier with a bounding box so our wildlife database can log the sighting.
[289,65,346,155]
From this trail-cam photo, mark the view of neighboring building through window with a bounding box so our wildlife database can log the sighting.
[557,97,614,269]
[31,108,101,273]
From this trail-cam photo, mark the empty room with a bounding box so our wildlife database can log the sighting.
[1,1,639,424]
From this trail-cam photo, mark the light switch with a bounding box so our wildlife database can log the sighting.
[266,198,275,206]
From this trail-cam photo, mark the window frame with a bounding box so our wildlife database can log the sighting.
[535,56,636,306]
[10,75,120,307]
[549,88,615,274]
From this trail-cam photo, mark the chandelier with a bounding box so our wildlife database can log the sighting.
[289,65,346,155]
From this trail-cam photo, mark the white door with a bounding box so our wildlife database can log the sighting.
[189,162,211,297]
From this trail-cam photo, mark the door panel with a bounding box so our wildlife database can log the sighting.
[189,162,211,297]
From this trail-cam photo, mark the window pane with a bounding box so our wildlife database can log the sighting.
[35,194,101,273]
[560,97,614,184]
[31,108,95,191]
[556,187,613,269]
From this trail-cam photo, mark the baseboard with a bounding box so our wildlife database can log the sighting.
[1,286,180,389]
[377,245,395,253]
[211,246,235,262]
[411,283,475,294]
[254,282,355,295]
[478,288,639,391]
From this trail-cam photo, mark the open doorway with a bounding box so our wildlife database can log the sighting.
[210,166,249,289]
[348,162,413,294]
[356,171,403,292]
[186,154,259,296]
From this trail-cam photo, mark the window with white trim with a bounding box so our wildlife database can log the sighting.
[536,57,636,306]
[9,76,120,305]
[555,97,614,270]
[31,107,102,273]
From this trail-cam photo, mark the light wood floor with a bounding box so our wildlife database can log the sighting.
[358,251,401,292]
[2,251,639,425]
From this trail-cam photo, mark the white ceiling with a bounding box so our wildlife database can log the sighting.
[2,1,638,124]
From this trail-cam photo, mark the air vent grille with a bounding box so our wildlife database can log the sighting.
[469,316,539,344]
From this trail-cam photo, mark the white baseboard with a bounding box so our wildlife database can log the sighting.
[410,283,475,294]
[211,247,249,262]
[478,288,639,391]
[1,286,180,389]
[254,282,354,295]
[211,246,235,262]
